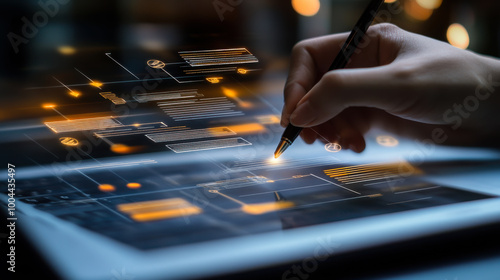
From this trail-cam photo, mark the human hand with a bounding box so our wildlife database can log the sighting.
[281,23,500,152]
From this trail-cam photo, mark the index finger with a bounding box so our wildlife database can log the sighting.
[281,23,399,127]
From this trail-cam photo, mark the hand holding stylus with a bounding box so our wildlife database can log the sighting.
[281,23,500,153]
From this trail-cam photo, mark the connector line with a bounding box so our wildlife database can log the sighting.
[49,106,70,120]
[160,68,203,84]
[208,189,294,215]
[105,53,140,80]
[26,75,206,90]
[309,173,361,195]
[74,68,102,89]
[52,76,79,98]
[24,134,60,159]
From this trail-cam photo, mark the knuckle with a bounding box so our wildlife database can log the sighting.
[370,23,401,37]
[393,62,419,80]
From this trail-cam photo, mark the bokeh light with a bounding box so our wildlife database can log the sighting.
[292,0,321,17]
[447,23,470,49]
[416,0,442,10]
[57,46,76,55]
[405,0,433,21]
[126,182,142,189]
[98,184,116,192]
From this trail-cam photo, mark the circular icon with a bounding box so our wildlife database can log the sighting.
[59,137,79,146]
[206,77,223,84]
[324,143,342,153]
[376,135,399,147]
[147,59,166,69]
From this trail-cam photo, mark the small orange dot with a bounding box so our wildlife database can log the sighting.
[98,184,116,192]
[126,182,141,189]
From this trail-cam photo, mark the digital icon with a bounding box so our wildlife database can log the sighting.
[376,135,399,147]
[324,143,342,152]
[59,137,79,146]
[147,59,166,69]
[206,77,223,84]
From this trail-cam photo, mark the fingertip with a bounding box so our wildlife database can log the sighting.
[290,100,316,127]
[349,137,366,153]
[300,129,317,144]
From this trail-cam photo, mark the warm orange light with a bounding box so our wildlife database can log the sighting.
[226,123,266,134]
[69,90,81,98]
[267,156,282,165]
[416,0,442,9]
[131,207,201,222]
[90,81,103,88]
[206,77,223,84]
[292,0,320,17]
[384,0,397,3]
[242,201,294,215]
[58,46,76,55]
[117,198,202,222]
[110,144,143,154]
[221,87,238,98]
[59,137,79,146]
[405,0,433,21]
[126,182,142,189]
[42,103,56,109]
[256,115,281,125]
[237,68,248,74]
[98,184,116,192]
[447,23,470,50]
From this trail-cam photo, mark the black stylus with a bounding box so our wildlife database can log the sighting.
[274,0,385,158]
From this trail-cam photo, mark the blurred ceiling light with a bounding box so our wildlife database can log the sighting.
[416,0,442,10]
[58,46,76,55]
[447,23,470,49]
[384,0,397,3]
[405,0,433,21]
[292,0,320,17]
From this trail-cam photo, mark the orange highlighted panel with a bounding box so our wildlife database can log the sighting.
[118,198,202,222]
[98,184,116,192]
[226,123,266,134]
[110,144,143,154]
[323,162,423,184]
[242,201,294,215]
[131,207,201,222]
[126,182,142,189]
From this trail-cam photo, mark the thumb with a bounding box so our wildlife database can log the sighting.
[289,65,416,127]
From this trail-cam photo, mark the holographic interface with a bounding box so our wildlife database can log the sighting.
[1,47,496,252]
